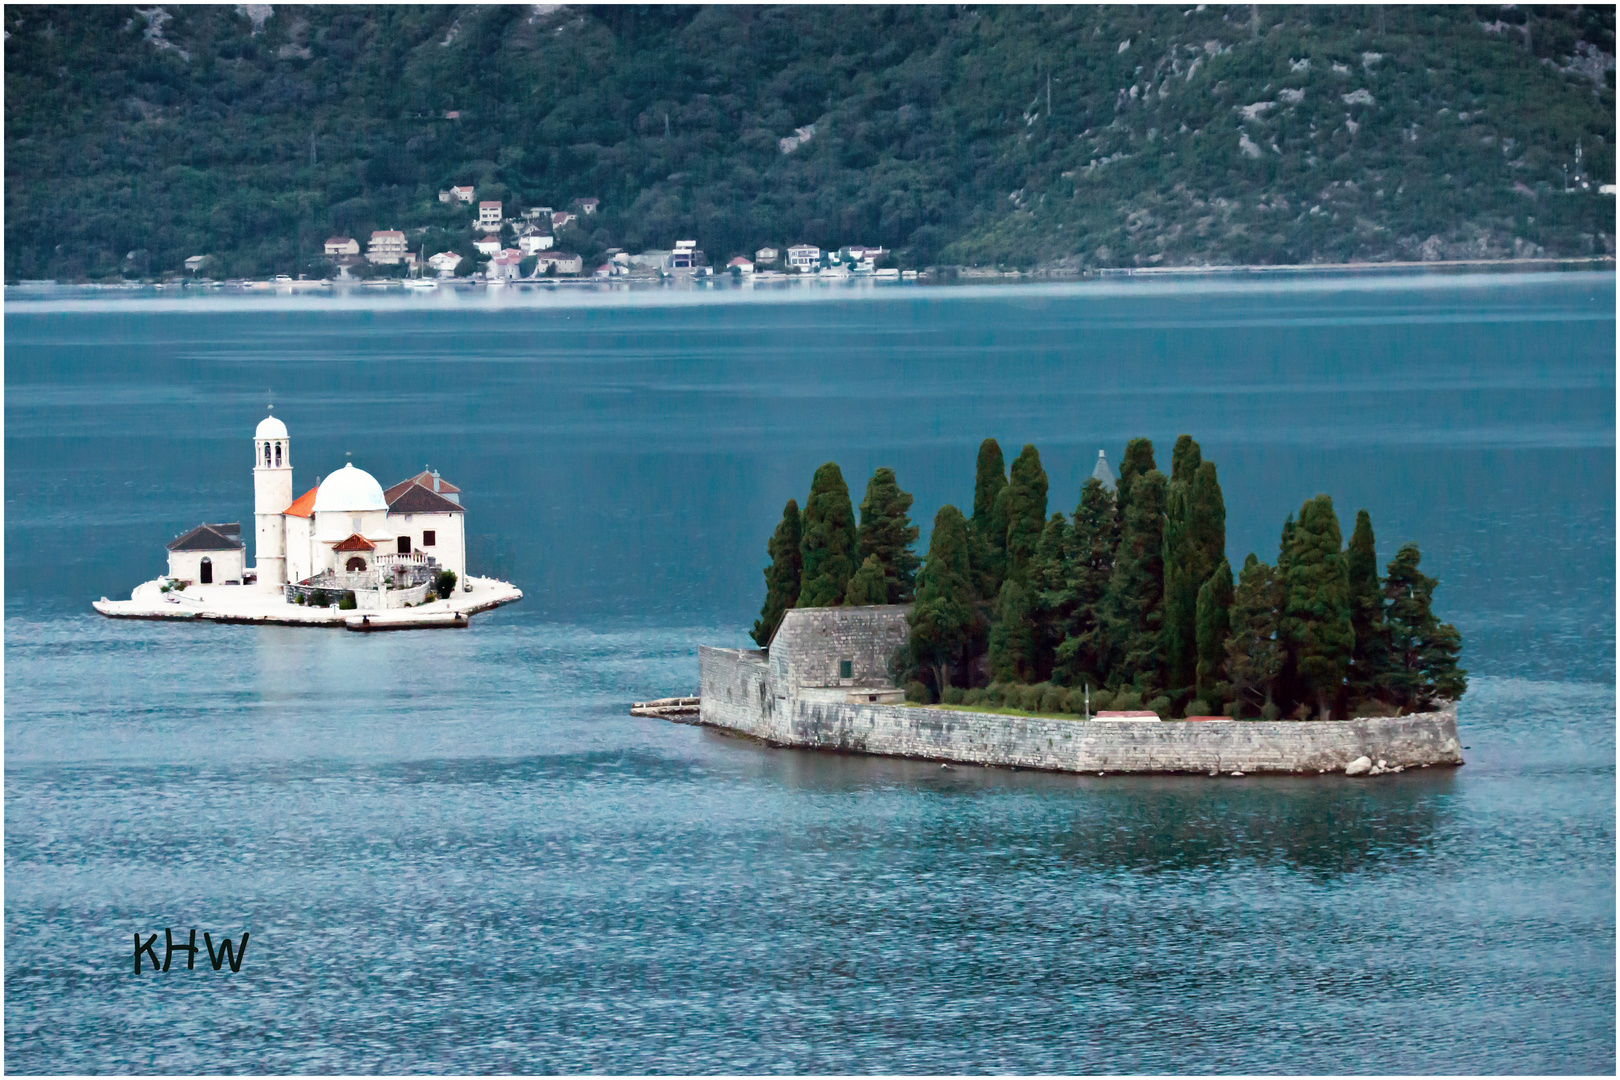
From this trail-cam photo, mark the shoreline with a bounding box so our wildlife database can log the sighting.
[8,255,1613,296]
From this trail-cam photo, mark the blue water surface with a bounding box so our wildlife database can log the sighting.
[5,274,1614,1073]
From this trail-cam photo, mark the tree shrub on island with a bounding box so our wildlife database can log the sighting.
[749,436,1465,719]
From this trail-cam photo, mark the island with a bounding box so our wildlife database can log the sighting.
[693,436,1466,776]
[93,413,521,630]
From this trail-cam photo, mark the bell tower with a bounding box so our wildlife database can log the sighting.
[253,411,293,586]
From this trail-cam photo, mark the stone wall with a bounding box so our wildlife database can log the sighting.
[768,605,910,693]
[697,646,1462,774]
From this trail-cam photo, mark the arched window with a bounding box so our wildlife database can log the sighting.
[274,442,282,467]
[263,442,271,466]
[200,557,213,584]
[345,556,367,573]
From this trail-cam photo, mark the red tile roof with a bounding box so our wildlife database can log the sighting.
[283,487,319,518]
[332,533,376,552]
[384,472,459,502]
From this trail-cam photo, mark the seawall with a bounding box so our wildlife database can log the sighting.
[697,646,1463,775]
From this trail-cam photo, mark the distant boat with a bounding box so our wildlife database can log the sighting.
[874,268,900,280]
[404,279,437,291]
[273,274,293,285]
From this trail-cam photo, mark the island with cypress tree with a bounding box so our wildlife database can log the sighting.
[692,437,1466,776]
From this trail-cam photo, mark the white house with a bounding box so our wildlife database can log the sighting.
[324,236,360,256]
[367,230,408,264]
[532,251,583,276]
[184,254,210,273]
[477,201,503,232]
[518,232,555,255]
[577,197,600,215]
[245,414,468,596]
[166,522,245,585]
[755,246,779,264]
[551,210,576,230]
[487,250,523,280]
[727,256,754,274]
[448,185,475,203]
[786,244,821,271]
[473,234,504,256]
[428,250,463,276]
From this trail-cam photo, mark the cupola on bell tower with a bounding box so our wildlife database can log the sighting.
[253,412,293,586]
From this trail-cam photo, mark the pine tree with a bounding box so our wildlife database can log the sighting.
[797,462,858,607]
[1115,437,1157,522]
[1028,512,1074,680]
[844,553,889,606]
[1345,509,1389,703]
[1170,433,1201,484]
[1101,468,1167,690]
[1194,557,1234,707]
[856,467,921,603]
[908,505,979,693]
[1003,444,1049,582]
[750,498,802,646]
[1054,477,1119,684]
[1225,554,1284,717]
[969,438,1008,599]
[987,578,1037,683]
[1281,495,1355,720]
[1383,543,1468,709]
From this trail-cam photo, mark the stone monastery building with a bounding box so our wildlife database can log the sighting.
[165,414,466,605]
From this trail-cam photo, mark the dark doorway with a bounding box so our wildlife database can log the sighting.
[345,556,367,572]
[200,558,213,584]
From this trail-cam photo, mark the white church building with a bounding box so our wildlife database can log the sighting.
[166,414,467,608]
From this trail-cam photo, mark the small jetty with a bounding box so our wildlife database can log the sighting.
[630,696,700,721]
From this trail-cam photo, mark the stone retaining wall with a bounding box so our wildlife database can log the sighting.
[697,646,1462,775]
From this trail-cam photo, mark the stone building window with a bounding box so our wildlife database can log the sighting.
[839,659,853,680]
[423,530,436,546]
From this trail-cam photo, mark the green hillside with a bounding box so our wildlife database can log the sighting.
[5,4,1614,280]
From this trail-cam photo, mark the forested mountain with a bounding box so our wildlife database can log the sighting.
[5,4,1615,280]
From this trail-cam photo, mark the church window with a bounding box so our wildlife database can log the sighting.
[274,443,282,466]
[422,530,436,546]
[345,556,367,573]
[200,557,213,584]
[263,443,271,466]
[839,659,853,680]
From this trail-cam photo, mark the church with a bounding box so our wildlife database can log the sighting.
[165,414,467,606]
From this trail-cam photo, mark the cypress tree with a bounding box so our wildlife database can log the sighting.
[856,467,921,603]
[750,498,802,646]
[1281,495,1355,720]
[1194,557,1234,707]
[908,505,979,693]
[1383,544,1468,709]
[1345,509,1390,703]
[844,553,889,606]
[1101,468,1167,690]
[1225,554,1285,718]
[1162,443,1227,695]
[1115,437,1157,522]
[1003,444,1049,582]
[797,462,858,607]
[1027,513,1074,681]
[1272,512,1299,708]
[1054,477,1119,684]
[969,438,1008,599]
[987,578,1037,683]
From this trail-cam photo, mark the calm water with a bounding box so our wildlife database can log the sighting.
[5,275,1615,1073]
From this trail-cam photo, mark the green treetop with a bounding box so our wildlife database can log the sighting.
[1194,556,1234,709]
[1169,433,1201,484]
[1281,495,1355,720]
[1101,467,1167,690]
[856,467,921,603]
[797,462,858,608]
[907,505,979,693]
[1162,439,1227,695]
[1225,553,1285,718]
[1054,476,1119,685]
[1115,437,1157,522]
[1346,509,1390,702]
[844,553,890,607]
[1383,543,1468,709]
[1002,444,1050,582]
[750,497,802,646]
[969,438,1009,597]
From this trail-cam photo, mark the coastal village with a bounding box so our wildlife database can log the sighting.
[182,187,908,287]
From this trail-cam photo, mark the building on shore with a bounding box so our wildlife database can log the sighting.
[786,244,821,271]
[477,200,503,232]
[166,522,245,585]
[366,230,408,265]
